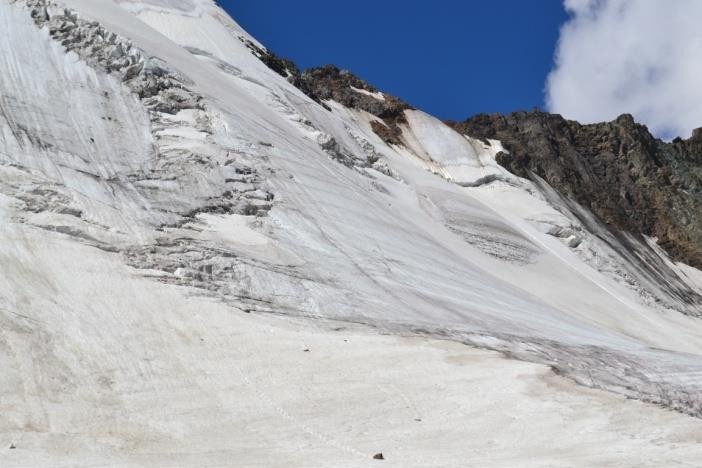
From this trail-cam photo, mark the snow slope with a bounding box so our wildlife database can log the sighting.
[1,0,702,465]
[3,209,702,467]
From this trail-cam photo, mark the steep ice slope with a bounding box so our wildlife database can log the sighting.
[111,0,702,344]
[1,0,702,465]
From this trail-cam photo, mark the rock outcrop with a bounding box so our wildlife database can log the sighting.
[243,42,412,146]
[449,111,702,269]
[294,65,412,146]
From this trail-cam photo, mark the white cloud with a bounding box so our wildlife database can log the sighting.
[546,0,702,139]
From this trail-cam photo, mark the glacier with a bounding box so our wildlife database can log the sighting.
[1,0,702,466]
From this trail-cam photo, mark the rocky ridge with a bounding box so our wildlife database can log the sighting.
[449,111,702,273]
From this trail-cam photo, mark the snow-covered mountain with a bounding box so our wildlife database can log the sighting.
[2,1,702,466]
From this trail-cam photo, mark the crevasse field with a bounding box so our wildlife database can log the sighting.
[1,1,702,466]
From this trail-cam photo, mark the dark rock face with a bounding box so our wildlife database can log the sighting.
[449,111,702,269]
[296,65,412,146]
[243,42,412,145]
[240,38,300,79]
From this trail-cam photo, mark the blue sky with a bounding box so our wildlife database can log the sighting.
[221,0,568,121]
